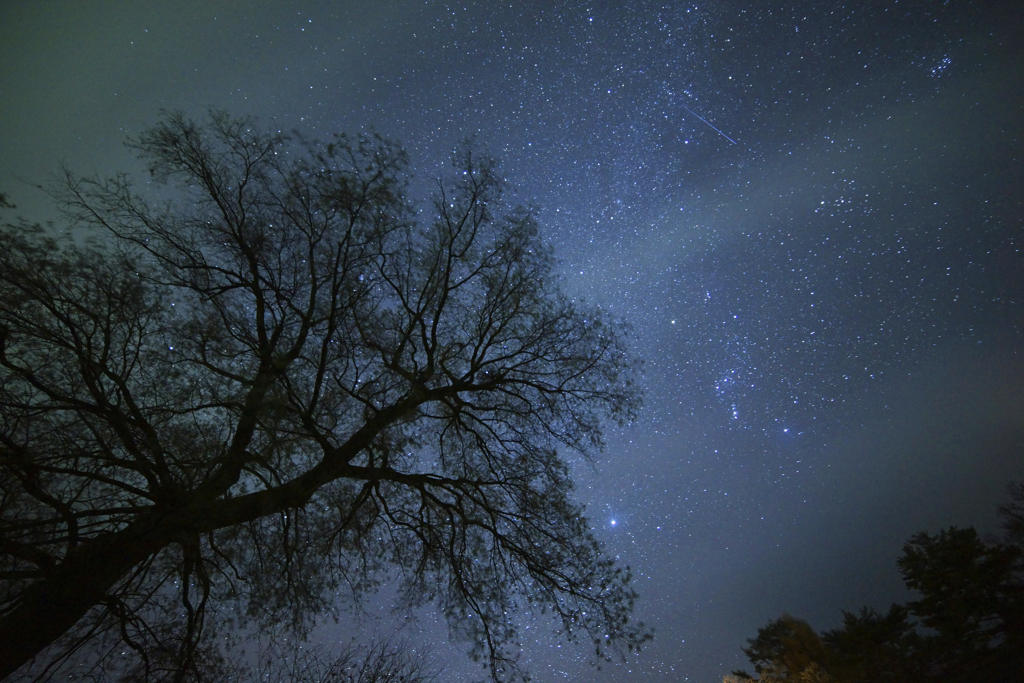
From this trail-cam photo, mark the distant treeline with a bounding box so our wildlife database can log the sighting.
[727,483,1024,683]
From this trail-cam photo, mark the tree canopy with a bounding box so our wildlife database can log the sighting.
[0,111,648,681]
[728,483,1024,683]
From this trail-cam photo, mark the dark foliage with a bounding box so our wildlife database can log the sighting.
[0,111,649,681]
[732,484,1024,683]
[822,605,924,683]
[739,614,830,678]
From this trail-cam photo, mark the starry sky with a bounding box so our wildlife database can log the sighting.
[2,1,1023,681]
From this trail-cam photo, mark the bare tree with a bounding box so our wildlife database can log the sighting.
[0,111,647,681]
[250,638,440,683]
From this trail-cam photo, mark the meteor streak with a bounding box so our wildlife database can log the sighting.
[681,104,738,145]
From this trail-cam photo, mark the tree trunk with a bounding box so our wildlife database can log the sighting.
[0,527,166,680]
[0,413,404,679]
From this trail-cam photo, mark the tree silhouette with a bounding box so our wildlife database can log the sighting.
[249,638,440,683]
[0,111,647,681]
[998,482,1024,547]
[821,605,923,683]
[729,484,1024,683]
[898,526,1024,681]
[736,614,832,680]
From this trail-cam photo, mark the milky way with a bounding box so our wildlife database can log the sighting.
[1,2,1022,680]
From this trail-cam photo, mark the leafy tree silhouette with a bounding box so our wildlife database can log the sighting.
[729,483,1024,683]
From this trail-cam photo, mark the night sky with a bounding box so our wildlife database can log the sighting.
[2,2,1023,681]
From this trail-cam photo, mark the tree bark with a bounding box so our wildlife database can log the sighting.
[0,525,167,680]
